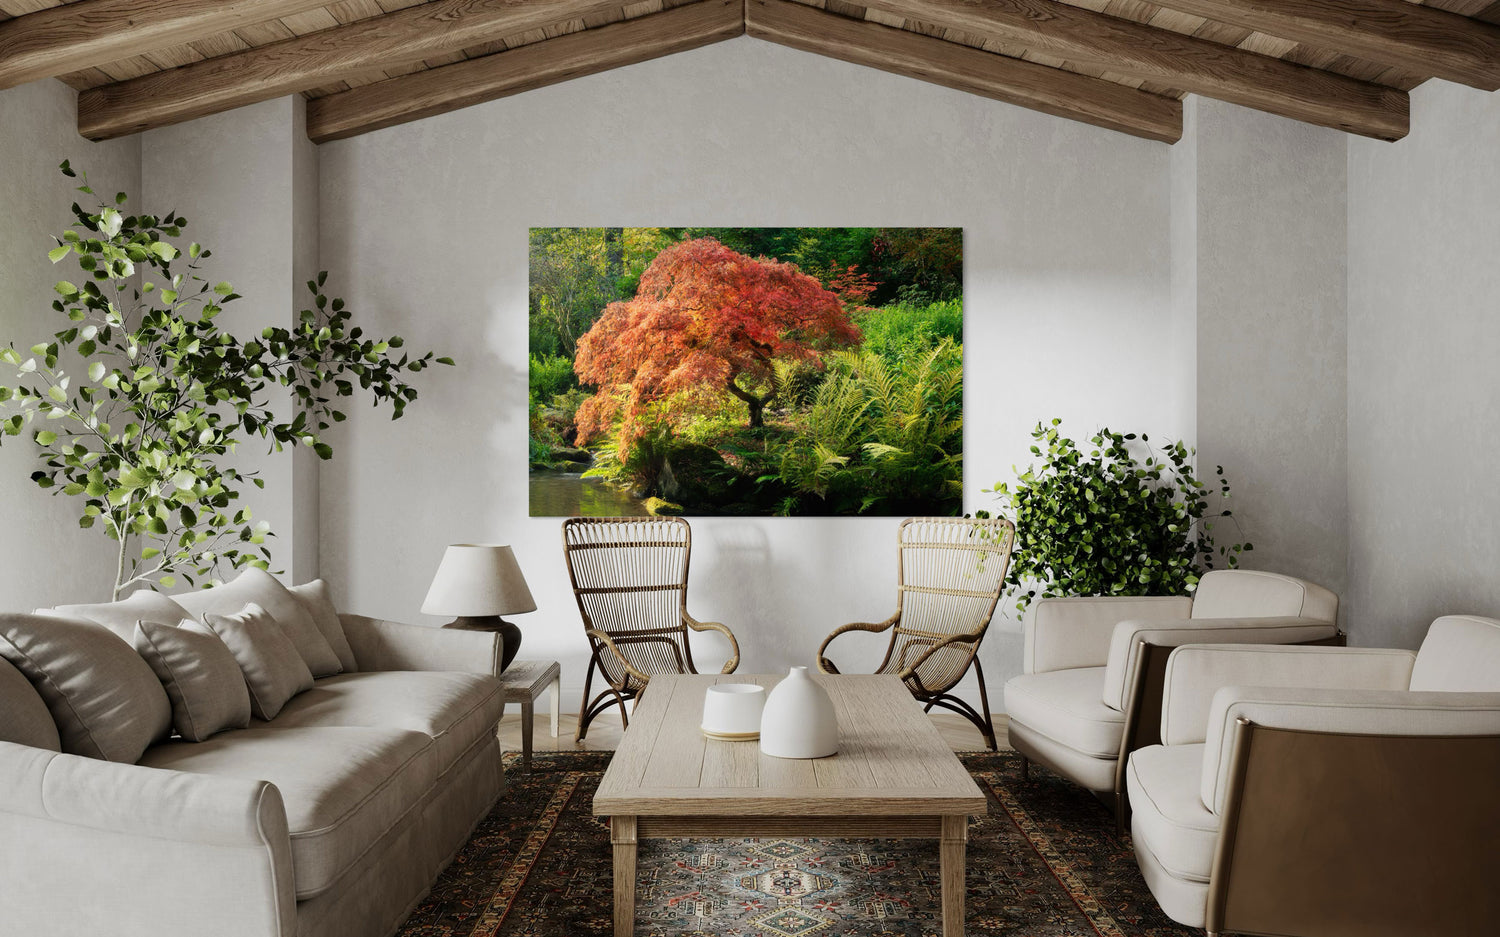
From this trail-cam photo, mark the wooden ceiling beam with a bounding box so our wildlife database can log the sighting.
[77,0,636,140]
[306,0,743,143]
[0,0,336,90]
[1147,0,1500,90]
[746,0,1180,143]
[857,0,1409,140]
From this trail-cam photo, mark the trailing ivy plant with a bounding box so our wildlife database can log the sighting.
[983,419,1249,614]
[0,162,453,599]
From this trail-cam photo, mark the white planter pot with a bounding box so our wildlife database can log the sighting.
[700,683,766,740]
[759,666,839,759]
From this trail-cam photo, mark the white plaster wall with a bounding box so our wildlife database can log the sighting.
[1346,80,1500,648]
[318,38,1178,708]
[0,79,140,608]
[1190,98,1349,602]
[141,97,319,585]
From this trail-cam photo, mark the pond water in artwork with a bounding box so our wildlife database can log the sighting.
[528,472,650,517]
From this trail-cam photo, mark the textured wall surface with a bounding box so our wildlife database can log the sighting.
[1190,98,1350,606]
[0,79,140,608]
[317,37,1178,704]
[1346,81,1500,648]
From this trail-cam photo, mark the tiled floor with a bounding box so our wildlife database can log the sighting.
[498,710,1011,755]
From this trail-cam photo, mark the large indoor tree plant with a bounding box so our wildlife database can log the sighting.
[0,162,452,599]
[986,418,1250,613]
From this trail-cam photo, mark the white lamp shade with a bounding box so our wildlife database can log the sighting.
[421,544,537,617]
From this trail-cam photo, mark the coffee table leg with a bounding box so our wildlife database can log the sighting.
[612,815,638,937]
[941,815,967,937]
[549,675,560,738]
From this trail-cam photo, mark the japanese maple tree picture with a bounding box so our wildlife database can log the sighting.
[528,227,963,517]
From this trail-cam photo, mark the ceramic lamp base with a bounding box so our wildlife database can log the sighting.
[444,615,523,672]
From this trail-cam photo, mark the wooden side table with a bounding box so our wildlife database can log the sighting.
[498,659,560,772]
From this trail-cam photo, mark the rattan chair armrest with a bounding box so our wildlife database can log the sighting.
[817,612,900,674]
[896,629,982,687]
[585,628,657,685]
[683,613,740,673]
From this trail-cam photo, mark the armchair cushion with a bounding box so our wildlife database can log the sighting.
[1101,616,1338,712]
[0,613,170,763]
[1126,742,1216,884]
[1189,569,1338,621]
[1409,614,1500,692]
[1025,596,1192,674]
[173,568,343,678]
[1159,645,1415,746]
[0,657,59,751]
[139,725,438,900]
[1003,667,1122,758]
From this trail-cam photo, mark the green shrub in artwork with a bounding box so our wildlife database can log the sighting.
[529,353,576,403]
[855,299,962,360]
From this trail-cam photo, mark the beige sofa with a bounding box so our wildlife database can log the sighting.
[0,592,507,937]
[1126,615,1500,936]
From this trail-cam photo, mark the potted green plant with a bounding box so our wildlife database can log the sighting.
[0,162,452,599]
[985,418,1249,613]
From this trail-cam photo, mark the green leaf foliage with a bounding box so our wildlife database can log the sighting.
[0,163,451,599]
[984,419,1249,614]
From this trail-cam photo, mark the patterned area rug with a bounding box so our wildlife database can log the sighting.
[399,750,1197,937]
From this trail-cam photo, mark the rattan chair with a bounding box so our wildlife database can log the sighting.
[562,516,740,741]
[816,516,1015,750]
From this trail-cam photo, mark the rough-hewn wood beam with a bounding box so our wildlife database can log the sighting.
[77,0,634,140]
[858,0,1408,140]
[1148,0,1500,91]
[0,0,334,91]
[746,0,1180,143]
[306,0,743,143]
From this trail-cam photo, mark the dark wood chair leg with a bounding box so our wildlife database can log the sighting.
[1019,754,1030,781]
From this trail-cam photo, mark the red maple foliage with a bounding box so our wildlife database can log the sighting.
[574,238,862,452]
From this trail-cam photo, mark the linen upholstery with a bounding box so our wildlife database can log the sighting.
[48,590,194,642]
[263,671,503,772]
[1187,568,1338,621]
[202,603,314,721]
[0,613,170,762]
[1158,644,1415,746]
[1005,717,1121,792]
[288,579,358,673]
[341,613,504,675]
[1024,595,1192,674]
[1408,614,1500,691]
[139,725,438,899]
[1003,667,1122,757]
[174,568,342,677]
[0,656,60,751]
[1126,743,1216,883]
[134,619,252,741]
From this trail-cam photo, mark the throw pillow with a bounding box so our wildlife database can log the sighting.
[200,603,314,721]
[0,613,172,762]
[0,656,61,751]
[134,619,252,741]
[173,567,343,677]
[288,579,358,673]
[46,591,195,643]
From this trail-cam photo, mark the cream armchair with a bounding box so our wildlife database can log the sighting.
[1002,569,1339,820]
[1126,615,1500,936]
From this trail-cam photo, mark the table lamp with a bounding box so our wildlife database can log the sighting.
[421,543,535,671]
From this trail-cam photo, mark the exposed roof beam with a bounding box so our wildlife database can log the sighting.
[1147,0,1500,91]
[0,0,334,91]
[77,0,634,140]
[306,0,743,143]
[747,0,1179,143]
[857,0,1408,140]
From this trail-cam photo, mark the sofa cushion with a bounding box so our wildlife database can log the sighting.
[288,579,358,673]
[202,604,314,721]
[173,568,342,677]
[1003,667,1123,758]
[139,725,439,899]
[0,613,171,762]
[1126,743,1217,884]
[0,656,60,751]
[1410,615,1500,692]
[263,671,503,772]
[48,591,194,642]
[134,619,252,741]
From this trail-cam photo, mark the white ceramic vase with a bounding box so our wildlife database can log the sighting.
[759,666,839,759]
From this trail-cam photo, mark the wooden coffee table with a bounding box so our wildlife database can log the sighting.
[593,673,987,937]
